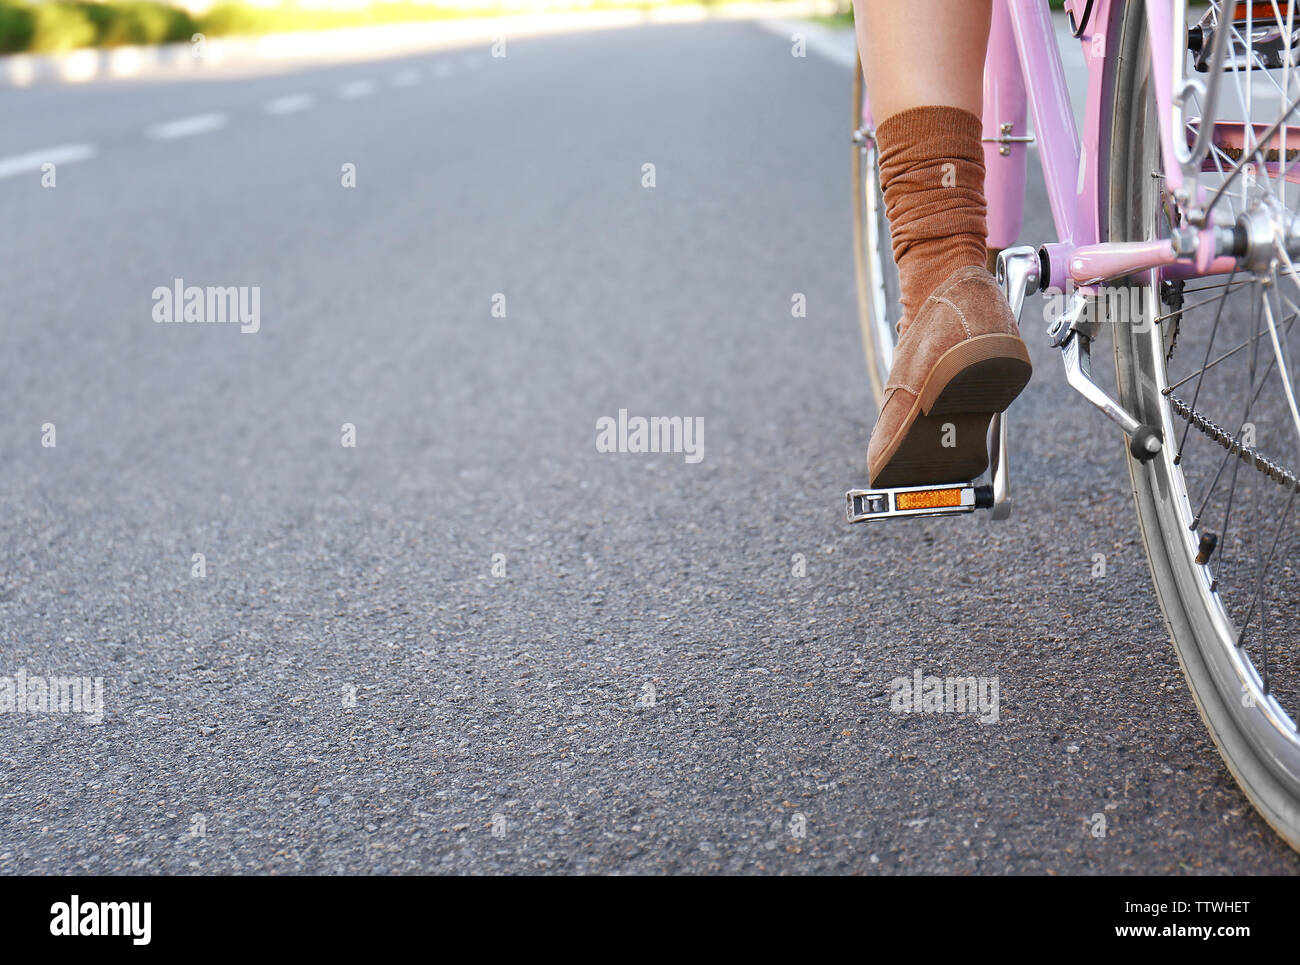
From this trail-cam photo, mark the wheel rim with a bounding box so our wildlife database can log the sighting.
[851,56,899,407]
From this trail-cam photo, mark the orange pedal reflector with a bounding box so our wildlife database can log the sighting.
[846,482,988,522]
[894,488,964,511]
[1234,2,1292,20]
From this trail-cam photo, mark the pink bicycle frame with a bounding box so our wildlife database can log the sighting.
[858,0,1234,289]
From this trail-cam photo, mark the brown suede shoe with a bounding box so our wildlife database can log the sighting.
[867,266,1032,488]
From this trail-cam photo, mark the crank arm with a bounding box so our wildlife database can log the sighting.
[1051,293,1164,461]
[988,246,1041,520]
[987,410,1010,520]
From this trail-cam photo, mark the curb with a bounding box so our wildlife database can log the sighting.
[0,0,844,87]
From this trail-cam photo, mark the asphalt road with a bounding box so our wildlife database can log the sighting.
[1,20,1298,874]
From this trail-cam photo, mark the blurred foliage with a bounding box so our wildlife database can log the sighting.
[80,1,199,45]
[0,3,35,52]
[29,3,95,53]
[0,0,199,52]
[0,0,1079,55]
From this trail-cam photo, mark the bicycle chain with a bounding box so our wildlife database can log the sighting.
[1157,282,1300,492]
[1165,392,1300,493]
[1159,279,1183,363]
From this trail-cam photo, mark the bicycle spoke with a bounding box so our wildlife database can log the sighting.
[1181,277,1253,296]
[1175,268,1237,465]
[1191,284,1269,526]
[1164,309,1299,392]
[1265,243,1300,447]
[1237,486,1296,655]
[1155,285,1255,322]
[1216,453,1245,593]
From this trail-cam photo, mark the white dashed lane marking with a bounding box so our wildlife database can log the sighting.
[147,113,229,140]
[264,93,315,115]
[0,143,96,179]
[339,80,377,99]
[4,54,470,180]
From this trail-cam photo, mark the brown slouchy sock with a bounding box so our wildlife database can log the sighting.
[875,106,989,331]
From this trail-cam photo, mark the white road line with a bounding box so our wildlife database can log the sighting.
[0,143,96,180]
[433,63,453,78]
[391,69,420,88]
[265,93,315,115]
[147,113,228,140]
[339,80,377,99]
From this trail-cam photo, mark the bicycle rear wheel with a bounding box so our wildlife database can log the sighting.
[1108,0,1300,849]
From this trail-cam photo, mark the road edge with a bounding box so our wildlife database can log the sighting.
[0,0,845,87]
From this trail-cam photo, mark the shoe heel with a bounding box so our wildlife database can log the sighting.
[868,411,992,489]
[920,334,1032,416]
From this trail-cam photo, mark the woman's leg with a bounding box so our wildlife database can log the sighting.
[855,0,992,322]
[854,0,990,121]
[851,0,1033,488]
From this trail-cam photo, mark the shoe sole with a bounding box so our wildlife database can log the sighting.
[869,334,1032,489]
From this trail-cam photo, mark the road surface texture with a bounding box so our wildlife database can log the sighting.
[1,20,1298,874]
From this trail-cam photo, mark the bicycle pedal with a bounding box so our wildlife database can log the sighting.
[845,482,994,522]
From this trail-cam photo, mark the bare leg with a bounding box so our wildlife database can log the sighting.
[853,0,991,121]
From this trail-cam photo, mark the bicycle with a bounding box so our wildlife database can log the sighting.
[848,0,1300,851]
